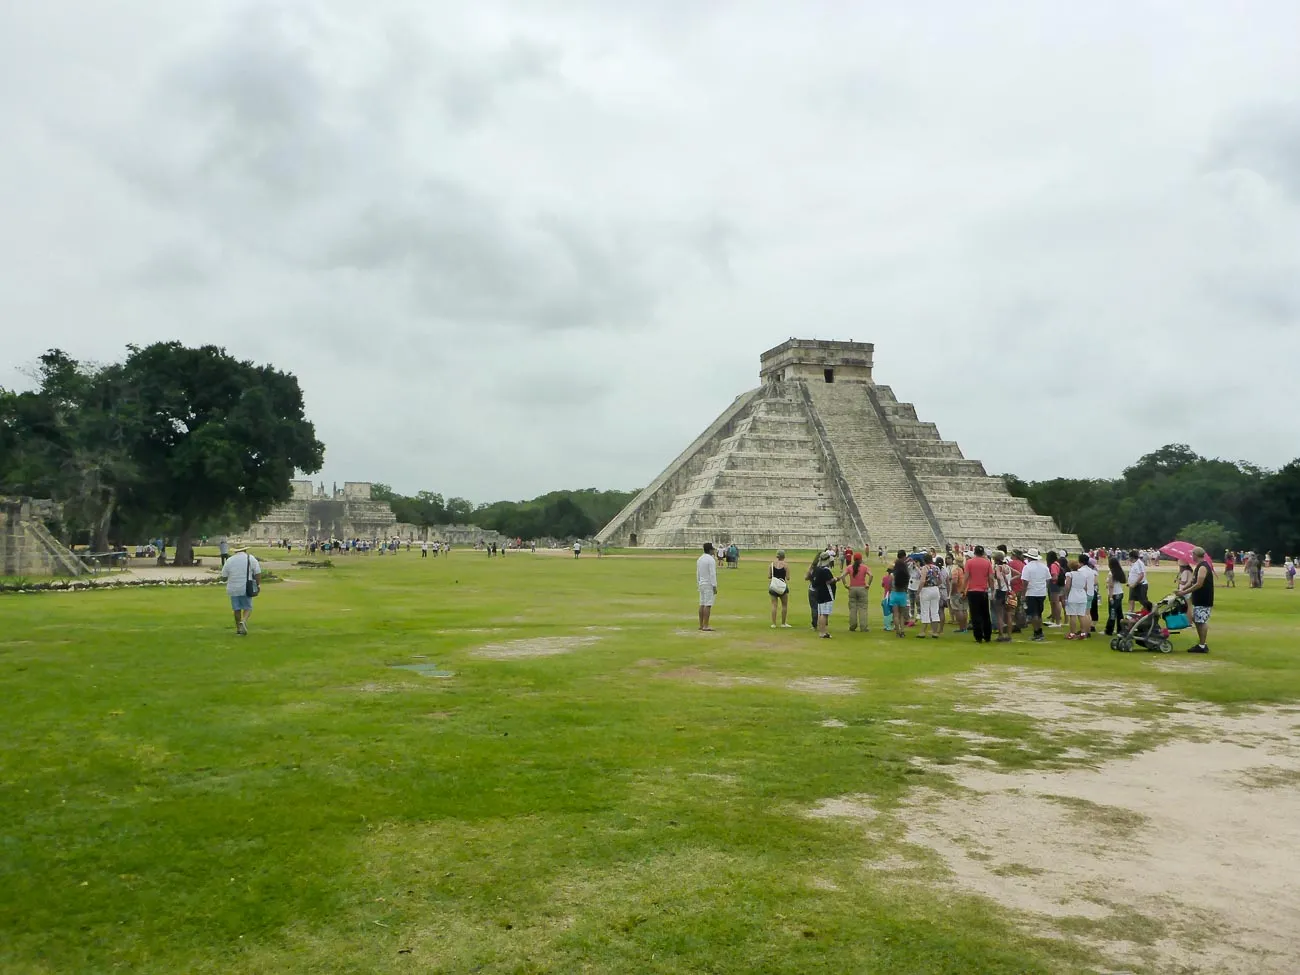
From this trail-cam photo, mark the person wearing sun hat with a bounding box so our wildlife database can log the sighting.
[1018,548,1051,642]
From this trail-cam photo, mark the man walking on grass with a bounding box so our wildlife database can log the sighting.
[696,542,718,631]
[1019,548,1050,642]
[219,547,261,636]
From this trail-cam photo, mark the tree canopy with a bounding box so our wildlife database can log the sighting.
[372,486,637,541]
[1,344,323,563]
[1013,444,1300,557]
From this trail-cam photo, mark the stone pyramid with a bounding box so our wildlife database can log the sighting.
[597,340,1079,553]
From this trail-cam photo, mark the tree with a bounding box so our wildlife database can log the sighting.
[115,343,323,564]
[1177,521,1236,558]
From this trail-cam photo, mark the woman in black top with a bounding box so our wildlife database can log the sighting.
[891,551,911,638]
[768,550,791,628]
[811,553,836,639]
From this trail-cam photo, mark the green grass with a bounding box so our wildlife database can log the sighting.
[1,552,1295,973]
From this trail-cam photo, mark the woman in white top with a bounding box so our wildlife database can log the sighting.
[1063,558,1089,640]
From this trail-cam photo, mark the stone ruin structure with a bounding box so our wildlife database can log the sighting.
[238,481,397,542]
[598,339,1079,553]
[1,497,85,576]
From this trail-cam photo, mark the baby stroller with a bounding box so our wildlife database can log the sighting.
[1111,593,1191,654]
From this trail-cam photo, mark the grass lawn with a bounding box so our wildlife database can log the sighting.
[2,551,1296,973]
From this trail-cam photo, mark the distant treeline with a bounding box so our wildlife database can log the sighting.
[1002,444,1300,556]
[373,485,636,541]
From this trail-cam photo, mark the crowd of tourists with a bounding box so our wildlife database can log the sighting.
[699,541,1221,653]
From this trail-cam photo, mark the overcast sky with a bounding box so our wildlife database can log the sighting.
[4,1,1299,502]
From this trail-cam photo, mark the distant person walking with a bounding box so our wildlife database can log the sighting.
[696,543,718,631]
[1223,552,1236,587]
[573,540,582,559]
[964,546,994,644]
[218,536,230,566]
[1285,557,1295,589]
[219,547,261,636]
[768,551,791,627]
[1177,547,1215,653]
[839,552,872,632]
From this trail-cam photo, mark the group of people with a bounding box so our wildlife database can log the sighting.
[690,541,1221,653]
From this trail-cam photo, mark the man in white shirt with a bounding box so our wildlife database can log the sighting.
[696,542,719,631]
[1019,548,1051,642]
[219,548,261,636]
[1077,555,1099,638]
[1126,550,1149,611]
[573,540,582,559]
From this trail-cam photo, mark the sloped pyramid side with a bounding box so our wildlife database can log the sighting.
[597,385,855,549]
[867,384,1079,552]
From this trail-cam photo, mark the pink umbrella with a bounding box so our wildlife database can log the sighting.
[1160,541,1213,566]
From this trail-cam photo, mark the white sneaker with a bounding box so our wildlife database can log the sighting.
[781,623,793,628]
[771,624,777,628]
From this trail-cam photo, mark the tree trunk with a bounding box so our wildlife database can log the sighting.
[94,489,117,553]
[175,523,195,566]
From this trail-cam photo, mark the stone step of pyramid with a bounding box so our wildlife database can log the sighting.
[803,382,939,548]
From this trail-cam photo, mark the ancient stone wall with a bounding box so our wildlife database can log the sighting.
[1,498,85,577]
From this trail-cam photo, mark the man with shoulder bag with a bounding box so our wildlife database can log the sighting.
[220,547,262,636]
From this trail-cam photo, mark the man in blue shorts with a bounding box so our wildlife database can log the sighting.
[219,547,262,635]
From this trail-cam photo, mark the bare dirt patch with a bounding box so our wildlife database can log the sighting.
[470,636,601,659]
[657,667,766,688]
[896,671,1300,974]
[820,718,848,728]
[787,677,861,695]
[804,794,878,822]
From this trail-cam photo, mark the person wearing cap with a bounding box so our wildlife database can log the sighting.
[218,546,261,636]
[1018,549,1051,643]
[810,551,837,639]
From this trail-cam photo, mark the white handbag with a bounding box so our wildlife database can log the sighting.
[769,577,788,595]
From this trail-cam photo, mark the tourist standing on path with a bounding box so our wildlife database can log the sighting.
[219,547,261,636]
[1104,555,1126,636]
[964,546,994,644]
[1019,549,1050,642]
[1127,550,1150,612]
[916,553,943,639]
[839,552,872,632]
[811,552,837,639]
[768,551,792,628]
[1177,547,1215,653]
[948,556,969,633]
[696,543,718,631]
[888,550,911,638]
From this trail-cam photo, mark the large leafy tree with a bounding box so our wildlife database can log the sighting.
[116,343,324,564]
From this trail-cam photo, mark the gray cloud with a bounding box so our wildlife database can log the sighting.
[4,0,1300,501]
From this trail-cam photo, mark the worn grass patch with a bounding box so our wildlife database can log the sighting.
[1,553,1297,973]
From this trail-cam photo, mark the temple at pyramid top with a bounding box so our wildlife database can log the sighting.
[759,338,875,385]
[597,339,1079,553]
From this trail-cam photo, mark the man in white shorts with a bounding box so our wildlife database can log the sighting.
[696,542,718,630]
